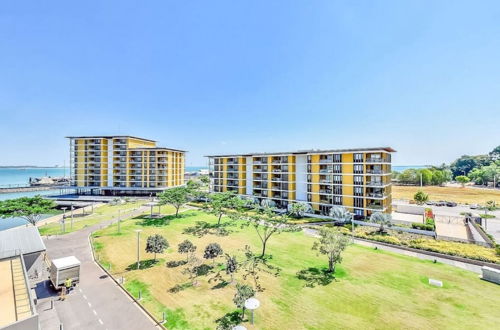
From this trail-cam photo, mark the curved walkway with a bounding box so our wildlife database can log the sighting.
[37,206,159,330]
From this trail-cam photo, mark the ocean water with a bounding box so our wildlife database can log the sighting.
[0,168,68,187]
[0,166,207,187]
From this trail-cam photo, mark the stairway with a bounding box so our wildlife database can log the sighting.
[10,257,32,321]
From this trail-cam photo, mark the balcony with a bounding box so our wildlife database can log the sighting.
[319,158,333,164]
[366,158,390,163]
[366,181,385,187]
[367,204,384,210]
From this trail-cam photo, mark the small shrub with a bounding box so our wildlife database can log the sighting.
[411,223,434,231]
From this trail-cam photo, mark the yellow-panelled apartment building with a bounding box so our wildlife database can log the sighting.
[67,136,185,196]
[207,147,395,218]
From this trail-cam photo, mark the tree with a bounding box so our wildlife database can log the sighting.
[247,206,298,258]
[288,202,311,218]
[370,212,392,232]
[145,234,169,261]
[158,187,190,217]
[178,239,197,262]
[455,175,470,187]
[417,169,433,186]
[199,175,210,186]
[413,190,429,205]
[205,192,242,226]
[431,170,446,186]
[204,243,223,264]
[490,146,500,160]
[0,195,56,226]
[450,155,491,178]
[233,283,255,319]
[398,169,419,185]
[240,245,281,292]
[225,254,238,283]
[329,206,353,223]
[312,227,350,273]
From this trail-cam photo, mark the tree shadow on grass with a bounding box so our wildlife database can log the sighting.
[194,264,213,276]
[166,260,188,268]
[168,282,193,293]
[296,267,336,288]
[126,258,161,271]
[211,281,229,290]
[133,214,177,227]
[215,311,243,330]
[182,221,234,237]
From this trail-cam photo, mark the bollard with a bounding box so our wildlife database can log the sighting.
[138,290,142,300]
[162,311,166,323]
[60,324,64,330]
[51,300,54,309]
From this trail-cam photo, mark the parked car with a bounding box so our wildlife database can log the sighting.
[446,201,457,207]
[435,201,446,206]
[425,201,435,205]
[470,204,479,209]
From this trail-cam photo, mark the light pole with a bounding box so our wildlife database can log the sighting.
[135,229,142,270]
[70,204,74,231]
[420,173,423,187]
[117,209,121,234]
[61,207,67,233]
[244,297,260,325]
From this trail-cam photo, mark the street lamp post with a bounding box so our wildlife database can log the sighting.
[244,297,260,325]
[117,209,121,234]
[61,207,67,233]
[70,204,74,231]
[135,229,142,270]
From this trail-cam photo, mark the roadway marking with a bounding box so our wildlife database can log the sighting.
[98,319,104,325]
[88,302,92,308]
[93,309,98,316]
[79,288,83,293]
[83,295,87,300]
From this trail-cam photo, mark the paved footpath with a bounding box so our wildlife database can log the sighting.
[37,206,160,330]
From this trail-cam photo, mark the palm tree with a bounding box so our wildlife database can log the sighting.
[370,212,392,233]
[329,206,353,223]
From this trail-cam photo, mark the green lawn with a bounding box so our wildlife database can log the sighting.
[39,200,151,235]
[93,210,500,330]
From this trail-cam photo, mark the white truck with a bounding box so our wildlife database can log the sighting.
[49,256,81,289]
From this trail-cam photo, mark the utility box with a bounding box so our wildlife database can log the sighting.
[50,256,81,289]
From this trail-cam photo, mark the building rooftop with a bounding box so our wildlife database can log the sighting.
[130,147,187,153]
[0,226,46,259]
[205,147,396,158]
[0,256,33,327]
[65,135,157,143]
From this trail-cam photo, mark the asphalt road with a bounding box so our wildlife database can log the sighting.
[38,206,159,330]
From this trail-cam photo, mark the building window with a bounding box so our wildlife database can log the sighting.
[354,198,363,208]
[333,196,342,205]
[354,164,363,174]
[354,186,363,196]
[333,175,342,184]
[333,164,342,173]
[354,153,364,163]
[333,154,342,163]
[354,175,363,185]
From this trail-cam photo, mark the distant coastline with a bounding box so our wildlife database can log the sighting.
[0,166,66,169]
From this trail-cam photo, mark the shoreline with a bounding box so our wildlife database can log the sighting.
[0,186,55,194]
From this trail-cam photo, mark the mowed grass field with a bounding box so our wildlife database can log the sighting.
[393,185,500,204]
[39,200,148,236]
[93,210,500,330]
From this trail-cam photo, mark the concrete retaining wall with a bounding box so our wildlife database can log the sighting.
[395,204,425,215]
[482,266,500,285]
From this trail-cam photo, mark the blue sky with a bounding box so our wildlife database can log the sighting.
[1,1,499,167]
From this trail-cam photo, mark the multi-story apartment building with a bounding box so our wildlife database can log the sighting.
[67,136,185,196]
[207,147,395,218]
